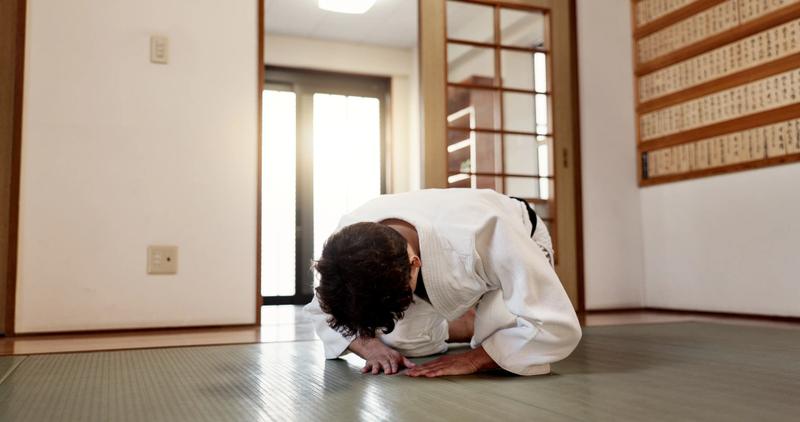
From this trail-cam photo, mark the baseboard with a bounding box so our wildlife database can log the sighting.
[583,306,800,323]
[643,307,800,323]
[581,307,646,314]
[8,323,259,338]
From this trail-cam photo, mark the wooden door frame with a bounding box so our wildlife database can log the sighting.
[2,0,27,336]
[256,0,265,327]
[418,0,585,313]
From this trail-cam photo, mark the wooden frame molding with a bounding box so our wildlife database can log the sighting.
[419,0,448,189]
[2,0,27,336]
[568,0,585,314]
[256,0,265,325]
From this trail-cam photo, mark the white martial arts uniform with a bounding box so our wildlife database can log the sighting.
[304,189,582,376]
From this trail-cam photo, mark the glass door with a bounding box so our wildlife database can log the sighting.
[262,87,298,298]
[261,67,389,305]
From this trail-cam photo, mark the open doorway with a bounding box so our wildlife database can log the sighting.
[260,1,420,317]
[261,67,390,306]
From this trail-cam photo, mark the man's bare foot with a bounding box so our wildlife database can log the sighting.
[447,308,476,343]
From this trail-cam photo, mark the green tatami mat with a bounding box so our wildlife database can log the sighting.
[0,322,798,421]
[0,355,26,384]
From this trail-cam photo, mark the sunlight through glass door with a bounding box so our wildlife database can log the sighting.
[262,90,297,297]
[312,94,382,274]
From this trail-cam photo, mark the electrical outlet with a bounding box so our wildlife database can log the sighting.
[148,245,178,275]
[150,35,169,64]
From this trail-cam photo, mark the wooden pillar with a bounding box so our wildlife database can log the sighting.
[0,0,26,335]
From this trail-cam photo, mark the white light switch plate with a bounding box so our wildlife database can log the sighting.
[150,35,169,64]
[148,245,178,275]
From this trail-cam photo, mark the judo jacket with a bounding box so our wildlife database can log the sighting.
[304,188,582,376]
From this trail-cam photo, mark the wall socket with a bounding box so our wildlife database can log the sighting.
[148,245,178,275]
[150,35,169,64]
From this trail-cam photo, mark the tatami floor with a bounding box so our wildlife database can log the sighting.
[0,307,796,356]
[0,313,798,421]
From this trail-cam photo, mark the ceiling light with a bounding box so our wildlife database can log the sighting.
[318,0,376,14]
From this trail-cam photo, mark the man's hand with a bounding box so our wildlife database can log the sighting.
[406,346,498,377]
[348,337,416,375]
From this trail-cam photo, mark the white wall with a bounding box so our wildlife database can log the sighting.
[576,0,799,316]
[264,34,421,192]
[641,166,800,316]
[576,0,646,309]
[16,0,258,332]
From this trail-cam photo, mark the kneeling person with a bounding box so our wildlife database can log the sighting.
[304,188,581,377]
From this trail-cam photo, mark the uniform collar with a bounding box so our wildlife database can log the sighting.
[415,221,471,321]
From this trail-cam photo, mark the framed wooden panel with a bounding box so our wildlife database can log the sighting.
[632,0,800,185]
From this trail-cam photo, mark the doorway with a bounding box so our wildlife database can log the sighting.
[261,67,390,306]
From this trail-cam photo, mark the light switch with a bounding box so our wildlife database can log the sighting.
[148,245,178,275]
[150,35,169,64]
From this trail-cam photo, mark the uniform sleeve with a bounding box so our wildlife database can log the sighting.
[303,295,354,359]
[301,216,359,359]
[378,296,449,357]
[472,216,582,375]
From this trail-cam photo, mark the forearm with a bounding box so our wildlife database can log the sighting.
[347,336,382,359]
[447,308,476,343]
[469,346,500,372]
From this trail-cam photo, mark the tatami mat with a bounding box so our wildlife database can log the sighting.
[0,322,797,421]
[0,356,26,384]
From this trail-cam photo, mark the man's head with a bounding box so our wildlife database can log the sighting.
[314,222,420,338]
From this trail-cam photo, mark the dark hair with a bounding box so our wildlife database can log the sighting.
[314,222,413,338]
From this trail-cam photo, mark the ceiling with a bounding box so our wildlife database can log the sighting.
[265,0,418,48]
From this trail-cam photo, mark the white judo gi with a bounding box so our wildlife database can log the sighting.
[304,188,582,376]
